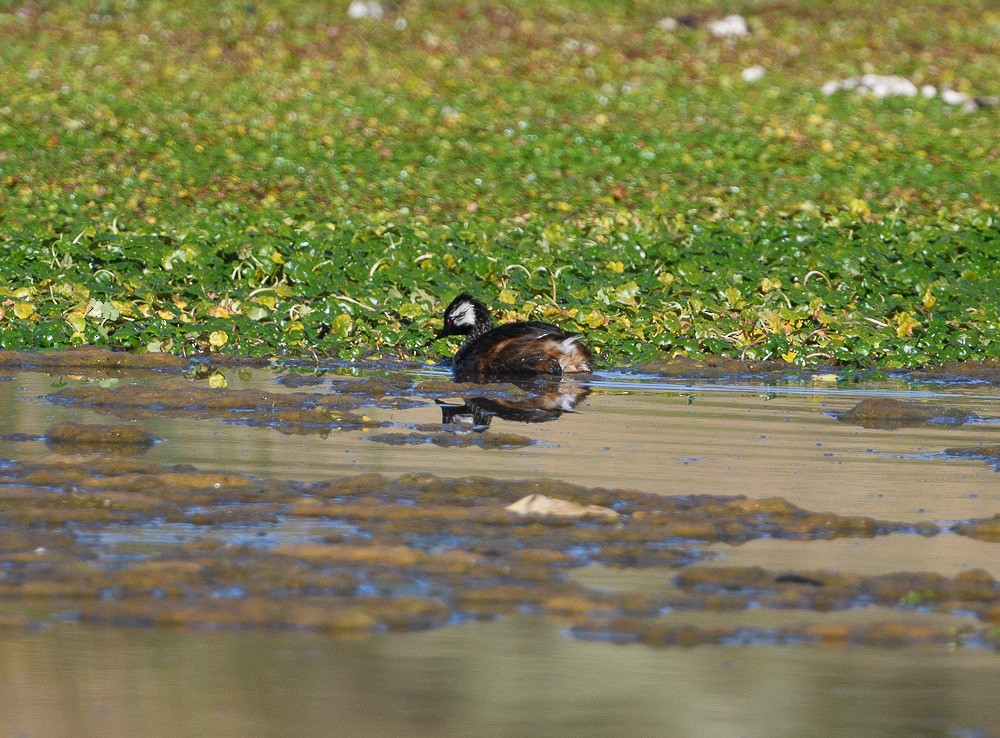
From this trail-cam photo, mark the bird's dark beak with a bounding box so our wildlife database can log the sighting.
[435,324,454,340]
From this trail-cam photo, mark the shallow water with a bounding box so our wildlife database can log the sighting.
[1,359,999,734]
[6,368,998,523]
[2,617,999,738]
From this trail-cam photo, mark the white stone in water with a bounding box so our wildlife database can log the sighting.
[656,17,678,31]
[741,65,766,82]
[708,15,750,38]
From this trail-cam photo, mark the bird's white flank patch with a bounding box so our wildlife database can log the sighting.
[559,336,580,350]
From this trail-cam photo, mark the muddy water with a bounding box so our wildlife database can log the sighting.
[0,358,999,735]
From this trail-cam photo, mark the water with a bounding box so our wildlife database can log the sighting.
[1,618,999,737]
[0,361,998,735]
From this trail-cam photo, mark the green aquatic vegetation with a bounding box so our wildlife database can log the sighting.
[0,0,998,367]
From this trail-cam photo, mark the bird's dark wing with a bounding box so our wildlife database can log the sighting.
[478,321,567,340]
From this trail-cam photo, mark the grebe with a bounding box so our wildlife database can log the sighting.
[435,293,594,381]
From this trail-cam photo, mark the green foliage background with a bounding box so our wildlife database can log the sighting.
[1,0,998,367]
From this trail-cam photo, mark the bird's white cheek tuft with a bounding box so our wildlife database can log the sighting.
[451,302,476,326]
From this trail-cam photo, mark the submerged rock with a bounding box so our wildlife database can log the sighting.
[837,398,978,430]
[44,421,157,454]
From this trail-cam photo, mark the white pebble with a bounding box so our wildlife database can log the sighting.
[708,15,749,38]
[940,88,970,106]
[347,0,384,20]
[822,74,916,98]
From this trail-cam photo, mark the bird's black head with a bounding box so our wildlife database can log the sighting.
[435,292,493,339]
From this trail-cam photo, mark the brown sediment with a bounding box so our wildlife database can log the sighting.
[943,444,1000,472]
[637,356,1000,386]
[570,619,988,649]
[192,354,273,369]
[411,379,532,400]
[637,355,799,378]
[673,566,1000,617]
[954,512,1000,542]
[43,421,157,454]
[0,346,186,372]
[364,431,536,449]
[913,359,1000,385]
[837,398,979,430]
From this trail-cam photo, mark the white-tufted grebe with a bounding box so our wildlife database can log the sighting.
[435,293,594,380]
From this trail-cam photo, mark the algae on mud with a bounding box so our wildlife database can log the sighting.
[0,451,982,639]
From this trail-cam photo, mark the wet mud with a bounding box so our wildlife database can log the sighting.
[637,355,801,378]
[571,566,1000,648]
[914,359,1000,385]
[0,350,997,648]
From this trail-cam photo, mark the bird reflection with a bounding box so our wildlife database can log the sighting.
[437,379,590,431]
